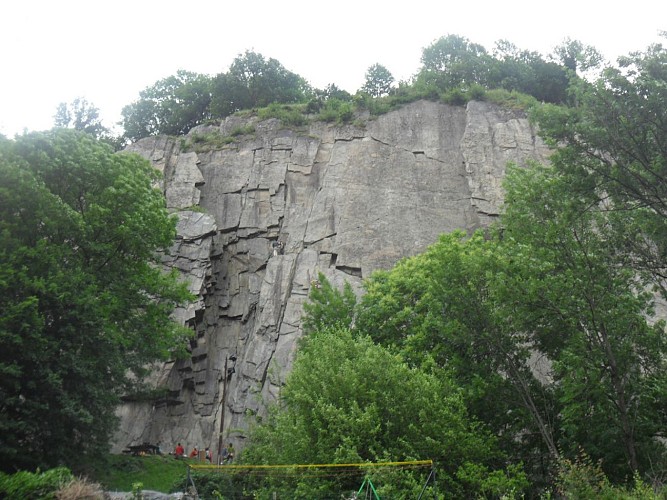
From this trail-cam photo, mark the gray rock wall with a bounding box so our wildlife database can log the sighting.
[111,100,551,455]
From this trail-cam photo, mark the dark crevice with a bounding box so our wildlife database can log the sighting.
[369,135,444,162]
[336,265,362,278]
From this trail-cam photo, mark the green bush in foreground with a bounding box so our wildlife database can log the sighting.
[0,467,73,499]
[551,451,666,499]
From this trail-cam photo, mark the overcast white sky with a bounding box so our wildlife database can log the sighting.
[1,0,665,137]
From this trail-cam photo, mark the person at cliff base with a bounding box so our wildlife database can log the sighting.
[174,443,185,458]
[205,447,212,462]
[225,443,235,463]
[189,446,199,458]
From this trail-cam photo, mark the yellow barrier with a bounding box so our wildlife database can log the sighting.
[189,459,433,471]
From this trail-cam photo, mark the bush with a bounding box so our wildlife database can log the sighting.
[468,84,487,100]
[183,130,236,152]
[442,88,468,105]
[552,450,667,499]
[317,98,355,124]
[305,97,323,114]
[229,124,256,136]
[170,470,249,499]
[0,467,73,499]
[257,103,308,127]
[484,88,538,111]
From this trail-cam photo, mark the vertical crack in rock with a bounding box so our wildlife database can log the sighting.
[258,252,298,391]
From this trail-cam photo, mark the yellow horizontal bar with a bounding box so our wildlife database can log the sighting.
[190,460,433,470]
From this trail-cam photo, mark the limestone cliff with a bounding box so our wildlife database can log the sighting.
[111,100,551,454]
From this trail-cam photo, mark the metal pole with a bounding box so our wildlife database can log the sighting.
[217,356,228,465]
[417,467,435,500]
[186,465,198,496]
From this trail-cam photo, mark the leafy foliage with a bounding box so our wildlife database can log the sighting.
[552,449,666,499]
[552,37,604,76]
[121,70,213,141]
[301,272,356,334]
[414,34,569,104]
[0,130,192,472]
[316,98,355,124]
[0,467,73,499]
[210,50,310,119]
[84,454,190,493]
[256,102,309,127]
[532,36,667,292]
[355,231,557,485]
[360,63,395,97]
[241,326,527,498]
[490,40,570,103]
[420,34,492,88]
[306,83,353,114]
[501,162,667,480]
[53,97,108,139]
[53,97,124,150]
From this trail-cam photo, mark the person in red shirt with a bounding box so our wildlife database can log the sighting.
[189,446,199,458]
[174,443,185,458]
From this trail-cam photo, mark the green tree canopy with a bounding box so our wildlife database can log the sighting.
[54,98,125,151]
[551,37,604,76]
[501,162,667,480]
[121,70,213,142]
[327,161,667,487]
[53,97,108,139]
[354,232,557,483]
[413,34,570,104]
[360,63,394,97]
[242,327,527,499]
[0,130,192,471]
[209,51,310,119]
[301,272,357,334]
[533,37,667,291]
[490,40,569,103]
[418,34,492,89]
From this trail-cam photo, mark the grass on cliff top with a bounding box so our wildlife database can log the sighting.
[85,454,192,493]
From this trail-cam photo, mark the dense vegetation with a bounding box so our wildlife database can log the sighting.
[0,130,192,472]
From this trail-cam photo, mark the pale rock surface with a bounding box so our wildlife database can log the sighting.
[111,100,551,455]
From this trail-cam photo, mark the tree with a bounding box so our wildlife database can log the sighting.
[0,130,192,471]
[551,38,603,76]
[353,188,666,485]
[53,97,108,139]
[121,70,213,142]
[54,98,125,151]
[321,83,352,102]
[500,162,667,481]
[306,84,353,114]
[209,51,310,119]
[354,232,558,486]
[242,327,527,499]
[419,34,492,89]
[490,40,569,103]
[360,63,394,97]
[533,37,667,295]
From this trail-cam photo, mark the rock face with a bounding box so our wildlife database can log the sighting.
[111,100,551,455]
